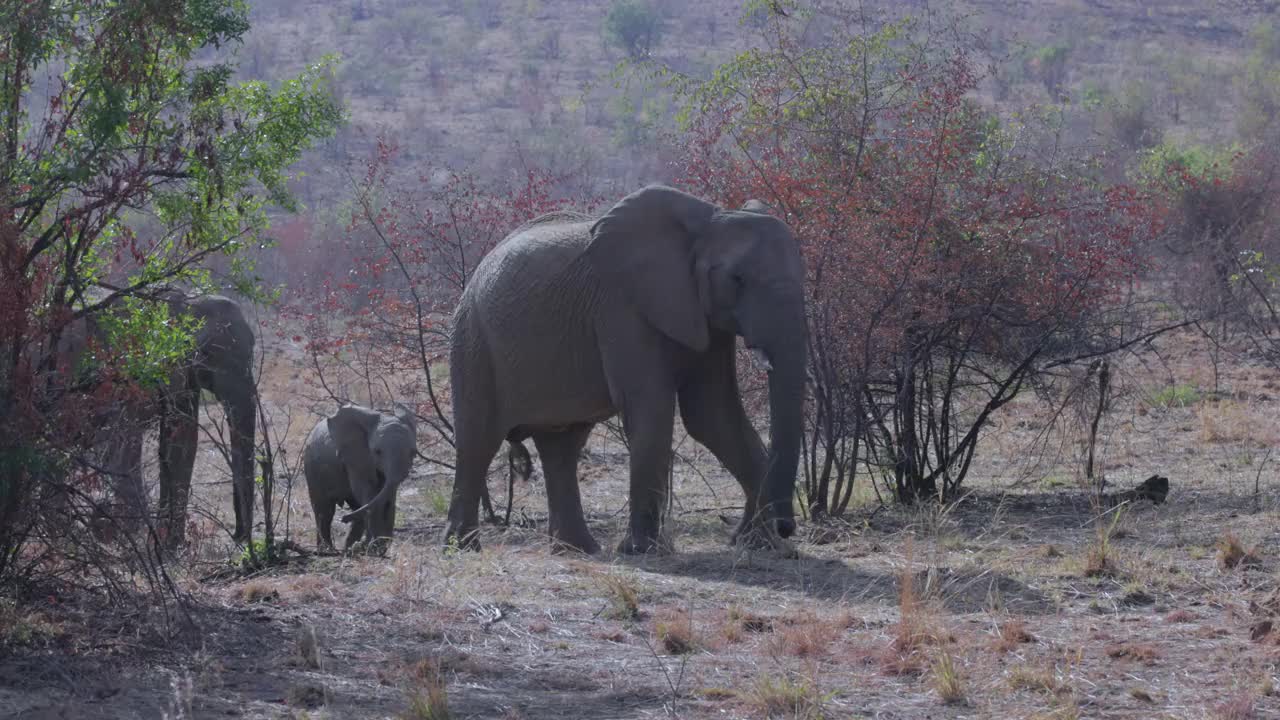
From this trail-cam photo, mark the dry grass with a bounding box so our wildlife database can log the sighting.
[931,649,966,705]
[291,623,322,670]
[1083,507,1126,578]
[1212,694,1257,720]
[595,571,642,621]
[1198,400,1277,445]
[654,608,696,655]
[1217,532,1262,570]
[403,659,451,720]
[16,327,1280,719]
[992,618,1037,652]
[237,580,280,604]
[741,673,826,719]
[1105,642,1160,664]
[1008,660,1076,698]
[881,552,957,677]
[286,682,327,709]
[767,613,831,659]
[0,601,62,650]
[727,605,775,633]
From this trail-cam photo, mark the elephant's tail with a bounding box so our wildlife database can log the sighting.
[506,440,533,483]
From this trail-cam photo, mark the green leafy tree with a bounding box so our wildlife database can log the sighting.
[603,0,664,59]
[1236,21,1280,142]
[0,0,343,586]
[1029,43,1071,99]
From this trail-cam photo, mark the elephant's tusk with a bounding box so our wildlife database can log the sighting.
[749,347,773,373]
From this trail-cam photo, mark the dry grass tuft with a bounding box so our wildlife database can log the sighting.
[694,686,736,700]
[881,549,954,676]
[1008,666,1073,697]
[1105,642,1159,664]
[741,674,825,719]
[1083,508,1127,578]
[727,605,775,633]
[768,613,830,658]
[283,575,337,603]
[992,619,1036,652]
[1211,693,1257,720]
[1217,532,1261,570]
[1129,686,1155,703]
[592,628,627,643]
[237,581,279,604]
[402,658,451,720]
[292,624,322,670]
[596,572,641,621]
[1164,608,1198,623]
[931,649,965,705]
[654,608,696,655]
[286,682,327,709]
[0,601,62,649]
[1197,400,1276,445]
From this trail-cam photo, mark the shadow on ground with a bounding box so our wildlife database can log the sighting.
[630,548,1054,615]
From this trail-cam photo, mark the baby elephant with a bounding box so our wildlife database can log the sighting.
[304,403,417,554]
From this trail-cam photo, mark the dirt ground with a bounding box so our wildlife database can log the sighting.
[4,327,1280,720]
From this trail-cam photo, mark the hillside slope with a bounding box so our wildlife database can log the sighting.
[234,0,1276,206]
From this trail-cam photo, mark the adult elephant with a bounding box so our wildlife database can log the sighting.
[154,290,258,546]
[72,289,258,547]
[443,185,808,555]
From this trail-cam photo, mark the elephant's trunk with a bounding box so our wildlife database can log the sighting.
[762,333,806,538]
[341,477,398,525]
[340,454,410,530]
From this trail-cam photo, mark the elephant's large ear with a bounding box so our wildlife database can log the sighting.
[327,404,381,471]
[586,185,717,352]
[392,403,418,435]
[741,199,774,215]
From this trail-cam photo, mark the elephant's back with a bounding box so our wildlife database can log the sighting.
[472,220,594,287]
[456,219,615,427]
[303,419,338,468]
[463,220,601,324]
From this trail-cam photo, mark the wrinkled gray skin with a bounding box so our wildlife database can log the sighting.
[444,185,808,555]
[78,291,258,546]
[303,403,417,554]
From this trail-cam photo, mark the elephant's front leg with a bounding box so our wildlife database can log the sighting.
[618,396,677,555]
[677,348,780,550]
[158,375,199,548]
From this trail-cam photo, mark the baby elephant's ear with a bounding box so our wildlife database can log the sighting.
[327,404,381,460]
[741,199,775,215]
[392,402,418,438]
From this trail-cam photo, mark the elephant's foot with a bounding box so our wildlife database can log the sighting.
[366,537,392,557]
[549,528,601,556]
[441,523,482,553]
[617,531,673,556]
[731,520,799,558]
[159,522,187,551]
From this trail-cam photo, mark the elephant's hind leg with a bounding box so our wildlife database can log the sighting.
[531,424,599,555]
[444,429,503,552]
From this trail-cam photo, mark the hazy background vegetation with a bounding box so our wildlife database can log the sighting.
[230,0,1278,214]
